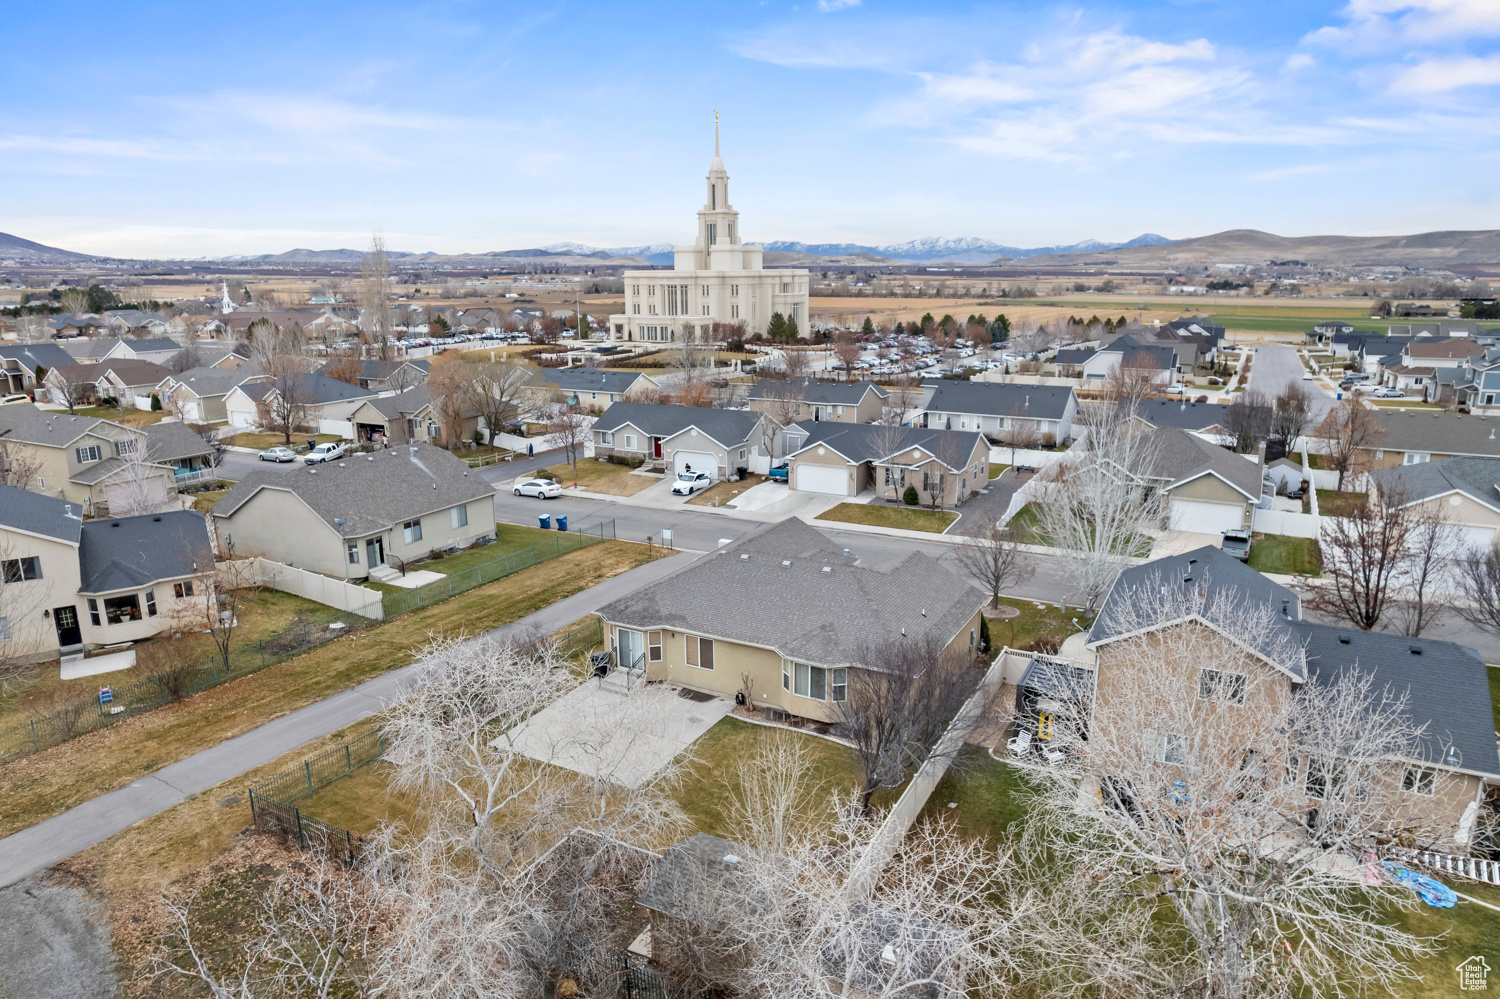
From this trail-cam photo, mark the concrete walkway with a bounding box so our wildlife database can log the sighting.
[0,551,699,889]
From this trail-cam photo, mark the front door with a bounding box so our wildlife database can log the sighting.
[652,437,662,459]
[365,537,384,569]
[616,628,644,671]
[53,606,82,648]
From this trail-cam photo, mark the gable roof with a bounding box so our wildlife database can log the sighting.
[364,384,432,420]
[141,420,215,463]
[788,421,985,469]
[635,832,751,919]
[1367,411,1500,458]
[543,368,648,395]
[1140,426,1262,499]
[78,510,211,594]
[596,518,985,667]
[0,483,83,544]
[1406,338,1484,359]
[593,402,761,448]
[1368,456,1500,511]
[923,382,1075,421]
[166,365,263,397]
[213,443,493,538]
[51,359,174,387]
[0,404,119,448]
[1127,398,1234,433]
[357,358,429,379]
[112,337,181,354]
[0,342,75,372]
[239,372,376,406]
[748,378,888,406]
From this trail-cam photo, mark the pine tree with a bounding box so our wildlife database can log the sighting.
[861,316,876,336]
[785,316,799,341]
[766,312,787,343]
[894,321,906,335]
[903,484,920,506]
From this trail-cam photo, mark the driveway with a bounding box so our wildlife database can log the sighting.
[954,469,1032,534]
[502,681,735,789]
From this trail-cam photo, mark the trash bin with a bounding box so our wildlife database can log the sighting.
[557,515,568,532]
[538,514,551,530]
[307,439,317,451]
[736,466,748,481]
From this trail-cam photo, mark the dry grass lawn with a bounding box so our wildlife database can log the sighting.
[72,406,172,426]
[815,502,957,534]
[543,459,659,496]
[223,431,343,450]
[0,541,659,839]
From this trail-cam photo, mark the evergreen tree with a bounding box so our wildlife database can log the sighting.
[894,321,906,335]
[903,484,919,506]
[150,393,162,412]
[766,312,787,342]
[785,316,799,341]
[861,316,876,336]
[987,314,1011,344]
[920,312,935,331]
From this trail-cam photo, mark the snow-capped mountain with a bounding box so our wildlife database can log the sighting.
[541,234,1172,265]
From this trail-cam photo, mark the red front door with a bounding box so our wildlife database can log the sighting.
[653,438,662,458]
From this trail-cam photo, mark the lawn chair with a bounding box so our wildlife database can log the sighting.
[1042,744,1067,765]
[1006,729,1032,757]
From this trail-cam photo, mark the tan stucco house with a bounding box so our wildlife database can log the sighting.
[595,518,987,723]
[747,379,888,425]
[592,402,774,478]
[0,404,175,515]
[782,422,989,505]
[1369,457,1500,551]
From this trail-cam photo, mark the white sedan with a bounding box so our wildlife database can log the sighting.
[671,471,712,496]
[513,478,562,499]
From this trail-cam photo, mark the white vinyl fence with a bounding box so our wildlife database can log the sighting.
[989,446,1072,470]
[318,418,357,439]
[225,558,385,619]
[1251,507,1321,539]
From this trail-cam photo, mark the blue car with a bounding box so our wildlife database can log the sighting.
[768,463,789,483]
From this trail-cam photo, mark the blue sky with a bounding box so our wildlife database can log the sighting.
[4,0,1498,257]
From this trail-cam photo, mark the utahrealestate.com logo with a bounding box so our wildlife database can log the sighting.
[1458,956,1491,991]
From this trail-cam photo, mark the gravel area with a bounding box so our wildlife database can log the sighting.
[0,872,117,999]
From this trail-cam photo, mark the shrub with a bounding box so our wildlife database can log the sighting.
[978,615,992,655]
[903,484,919,506]
[606,455,644,469]
[150,393,162,411]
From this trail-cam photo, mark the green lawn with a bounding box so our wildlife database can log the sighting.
[989,597,1089,654]
[1006,504,1151,556]
[815,503,958,534]
[918,745,1031,845]
[989,463,1009,479]
[1247,535,1322,576]
[1317,488,1367,517]
[191,488,230,512]
[71,405,171,426]
[539,459,657,496]
[410,522,592,574]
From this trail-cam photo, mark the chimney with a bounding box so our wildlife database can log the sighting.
[1257,440,1267,481]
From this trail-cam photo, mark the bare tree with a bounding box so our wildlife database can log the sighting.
[953,521,1034,608]
[1454,540,1500,639]
[255,363,314,446]
[1309,482,1411,631]
[322,345,362,386]
[1001,418,1041,470]
[0,437,44,491]
[1392,497,1459,636]
[200,557,252,671]
[1267,382,1314,458]
[48,370,90,414]
[672,321,716,399]
[1222,388,1272,454]
[1033,405,1165,611]
[1315,398,1384,491]
[1102,354,1164,405]
[543,403,591,484]
[105,431,171,517]
[168,339,204,374]
[360,235,394,361]
[424,360,474,448]
[12,313,48,344]
[469,363,532,445]
[836,636,980,810]
[1010,578,1437,999]
[833,330,862,380]
[58,286,89,315]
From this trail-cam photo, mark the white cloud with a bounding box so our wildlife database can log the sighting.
[817,0,860,10]
[1390,55,1500,93]
[1306,0,1500,48]
[1283,53,1316,72]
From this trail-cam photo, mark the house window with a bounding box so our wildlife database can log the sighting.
[174,581,195,598]
[1159,734,1189,766]
[1,557,42,582]
[87,598,100,627]
[1403,452,1430,465]
[830,668,846,702]
[738,449,747,461]
[0,617,9,641]
[75,445,102,463]
[648,631,662,662]
[624,434,637,450]
[403,519,423,544]
[427,419,438,438]
[114,438,138,456]
[451,505,468,529]
[731,304,739,319]
[601,431,614,445]
[1198,668,1247,704]
[347,542,360,565]
[145,589,157,617]
[686,635,714,670]
[1402,767,1436,795]
[103,594,142,624]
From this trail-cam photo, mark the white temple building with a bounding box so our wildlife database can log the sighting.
[608,124,809,344]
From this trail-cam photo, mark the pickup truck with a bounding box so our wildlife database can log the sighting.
[768,463,789,483]
[1220,529,1252,562]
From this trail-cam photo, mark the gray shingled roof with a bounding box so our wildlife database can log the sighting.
[1136,426,1261,498]
[117,337,182,353]
[52,359,174,388]
[1129,399,1235,433]
[78,510,211,594]
[365,385,431,420]
[748,378,887,406]
[244,372,375,406]
[635,833,749,919]
[0,483,83,543]
[142,421,215,463]
[1369,456,1500,509]
[596,518,985,667]
[0,405,113,448]
[593,402,762,448]
[1366,411,1500,458]
[543,367,649,396]
[1088,545,1307,680]
[213,443,493,538]
[0,342,75,372]
[167,365,263,397]
[788,422,985,468]
[923,382,1074,421]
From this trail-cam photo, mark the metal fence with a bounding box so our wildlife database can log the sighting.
[246,727,385,863]
[555,616,604,659]
[380,520,616,618]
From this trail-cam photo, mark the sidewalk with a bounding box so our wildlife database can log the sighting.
[0,551,699,889]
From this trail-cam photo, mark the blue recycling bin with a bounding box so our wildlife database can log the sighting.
[557,515,568,532]
[538,514,551,530]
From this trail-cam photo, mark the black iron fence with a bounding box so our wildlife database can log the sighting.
[246,727,385,862]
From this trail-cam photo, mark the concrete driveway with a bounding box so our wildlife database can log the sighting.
[502,680,735,789]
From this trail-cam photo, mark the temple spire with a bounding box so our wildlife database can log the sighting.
[714,109,720,157]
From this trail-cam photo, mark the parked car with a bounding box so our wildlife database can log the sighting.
[303,442,348,464]
[768,463,789,482]
[513,478,562,499]
[1374,387,1406,398]
[671,470,713,495]
[1220,529,1252,562]
[1165,383,1185,394]
[1302,372,1315,380]
[0,393,32,405]
[259,446,296,462]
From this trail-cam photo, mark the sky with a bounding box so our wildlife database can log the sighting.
[3,0,1499,258]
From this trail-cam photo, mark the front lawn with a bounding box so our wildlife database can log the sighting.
[191,487,230,512]
[687,474,768,507]
[410,522,603,574]
[72,405,171,426]
[541,459,657,496]
[1317,488,1367,517]
[1247,534,1322,576]
[1006,504,1151,556]
[223,432,343,451]
[918,745,1031,845]
[815,503,957,534]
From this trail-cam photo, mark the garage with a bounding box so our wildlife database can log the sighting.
[1452,524,1498,552]
[794,463,850,496]
[228,408,254,427]
[1169,499,1245,535]
[673,450,718,479]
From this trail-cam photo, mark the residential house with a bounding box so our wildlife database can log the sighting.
[542,368,660,409]
[1303,319,1363,346]
[344,385,482,447]
[919,382,1077,444]
[99,336,184,364]
[1333,411,1500,470]
[1080,335,1180,384]
[141,421,219,491]
[1031,546,1499,841]
[594,518,986,722]
[0,342,75,396]
[355,358,429,392]
[47,313,106,338]
[1389,322,1498,338]
[1118,426,1263,534]
[1045,347,1096,377]
[1126,399,1236,446]
[746,379,888,424]
[1439,346,1500,412]
[0,484,86,659]
[213,443,495,579]
[783,421,989,505]
[0,404,175,514]
[1369,457,1500,550]
[223,372,376,429]
[77,510,213,646]
[157,366,264,423]
[593,402,772,477]
[102,310,171,337]
[43,359,174,409]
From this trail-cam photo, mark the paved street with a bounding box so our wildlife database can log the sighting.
[1248,343,1337,421]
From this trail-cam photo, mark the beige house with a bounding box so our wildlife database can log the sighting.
[213,444,495,579]
[345,385,481,448]
[223,372,376,429]
[1369,457,1500,550]
[592,402,773,477]
[43,359,174,408]
[0,484,87,659]
[0,343,76,397]
[1024,546,1500,844]
[595,518,986,723]
[747,379,888,425]
[782,422,989,505]
[0,404,175,515]
[1121,426,1262,536]
[157,366,265,423]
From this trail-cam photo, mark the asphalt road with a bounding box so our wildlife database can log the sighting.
[1249,343,1337,422]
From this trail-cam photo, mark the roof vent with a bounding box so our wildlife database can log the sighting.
[1281,599,1291,619]
[782,560,791,566]
[740,553,749,560]
[1184,575,1193,584]
[822,566,831,573]
[308,468,316,474]
[1338,634,1351,644]
[921,608,927,617]
[152,516,161,522]
[1409,644,1422,655]
[1444,745,1461,765]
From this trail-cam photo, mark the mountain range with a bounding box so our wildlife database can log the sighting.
[541,234,1173,265]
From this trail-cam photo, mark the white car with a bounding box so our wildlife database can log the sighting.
[513,478,562,499]
[1301,372,1314,380]
[1374,387,1406,398]
[671,470,712,495]
[303,442,347,464]
[1165,383,1186,394]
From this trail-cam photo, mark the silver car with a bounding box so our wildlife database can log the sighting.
[259,446,295,462]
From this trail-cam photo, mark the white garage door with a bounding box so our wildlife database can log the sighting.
[1453,524,1498,554]
[673,450,717,478]
[1169,499,1244,535]
[228,408,255,427]
[795,463,850,495]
